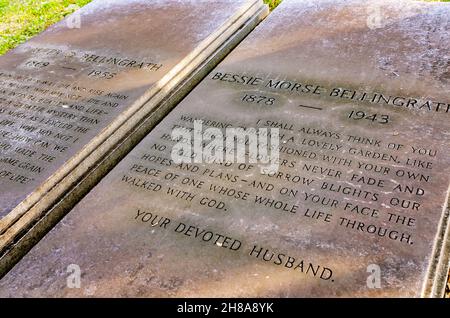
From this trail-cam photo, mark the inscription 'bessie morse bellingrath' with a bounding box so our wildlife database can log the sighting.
[211,72,450,113]
[0,0,449,298]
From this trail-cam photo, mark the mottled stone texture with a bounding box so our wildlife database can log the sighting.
[1,0,449,297]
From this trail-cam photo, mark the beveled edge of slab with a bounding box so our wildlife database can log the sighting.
[0,2,270,279]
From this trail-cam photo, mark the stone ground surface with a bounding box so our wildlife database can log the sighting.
[0,0,449,298]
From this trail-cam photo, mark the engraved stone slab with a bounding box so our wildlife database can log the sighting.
[1,0,449,297]
[0,0,267,247]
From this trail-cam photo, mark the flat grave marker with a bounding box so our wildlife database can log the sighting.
[1,0,449,297]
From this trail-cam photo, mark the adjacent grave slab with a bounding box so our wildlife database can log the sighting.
[1,0,449,297]
[0,0,268,258]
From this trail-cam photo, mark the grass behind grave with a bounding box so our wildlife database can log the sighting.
[265,0,283,10]
[0,0,448,299]
[0,0,91,56]
[1,0,449,56]
[0,0,281,56]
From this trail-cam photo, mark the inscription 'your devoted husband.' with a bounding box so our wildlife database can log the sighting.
[134,208,334,282]
[1,0,449,298]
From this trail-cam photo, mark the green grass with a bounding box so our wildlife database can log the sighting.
[0,0,92,55]
[264,0,283,10]
[0,0,449,56]
[0,0,277,56]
